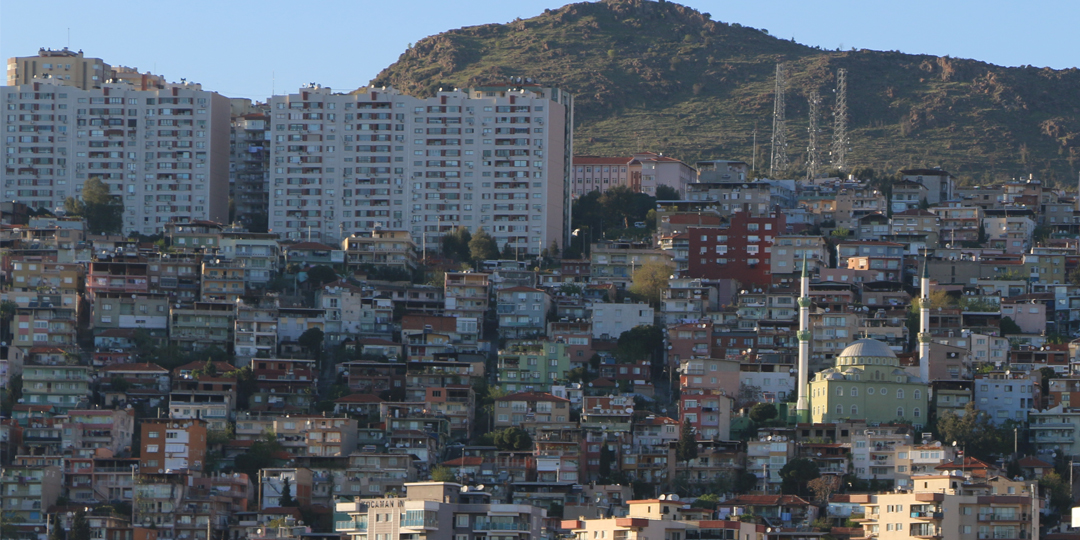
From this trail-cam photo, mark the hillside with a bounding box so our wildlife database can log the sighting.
[369,0,1080,185]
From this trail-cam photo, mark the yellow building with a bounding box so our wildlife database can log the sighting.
[809,339,929,429]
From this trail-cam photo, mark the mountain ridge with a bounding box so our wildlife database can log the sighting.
[369,0,1080,185]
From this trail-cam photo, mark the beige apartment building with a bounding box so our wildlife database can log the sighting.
[7,48,111,89]
[854,475,1038,540]
[0,80,231,233]
[267,84,573,253]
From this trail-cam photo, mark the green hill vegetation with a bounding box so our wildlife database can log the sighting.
[369,0,1080,186]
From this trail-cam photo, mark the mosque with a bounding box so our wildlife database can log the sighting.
[795,259,931,428]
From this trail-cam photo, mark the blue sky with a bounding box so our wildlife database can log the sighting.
[2,0,1077,101]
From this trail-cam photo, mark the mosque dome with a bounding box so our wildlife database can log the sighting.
[837,338,897,360]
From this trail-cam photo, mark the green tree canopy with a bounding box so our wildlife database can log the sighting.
[430,465,457,482]
[71,509,92,540]
[440,226,473,261]
[279,476,298,507]
[297,327,325,360]
[306,265,339,287]
[615,325,663,363]
[629,260,674,306]
[469,228,500,261]
[491,427,533,451]
[1000,316,1022,335]
[655,184,680,201]
[935,402,1008,461]
[65,177,124,234]
[676,417,698,464]
[233,433,285,478]
[779,458,820,497]
[749,403,778,423]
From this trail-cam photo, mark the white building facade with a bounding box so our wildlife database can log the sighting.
[1,81,231,233]
[267,84,573,252]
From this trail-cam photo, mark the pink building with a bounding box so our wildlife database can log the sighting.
[572,152,696,198]
[571,156,631,196]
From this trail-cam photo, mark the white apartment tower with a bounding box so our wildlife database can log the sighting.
[267,84,573,253]
[1,80,231,233]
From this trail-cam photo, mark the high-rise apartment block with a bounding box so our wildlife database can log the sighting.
[1,80,231,234]
[266,84,572,252]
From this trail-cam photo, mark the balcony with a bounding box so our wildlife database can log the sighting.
[401,519,438,530]
[475,523,529,531]
[977,514,1025,522]
[910,512,943,520]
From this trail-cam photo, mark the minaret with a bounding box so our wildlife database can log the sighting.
[796,258,811,423]
[918,253,932,383]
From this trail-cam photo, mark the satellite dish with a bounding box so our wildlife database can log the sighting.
[476,484,485,491]
[461,486,470,493]
[659,494,667,501]
[670,494,680,502]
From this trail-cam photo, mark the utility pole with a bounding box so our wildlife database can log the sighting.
[830,68,849,172]
[769,63,788,179]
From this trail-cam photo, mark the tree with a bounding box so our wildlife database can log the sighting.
[66,177,123,234]
[655,184,680,201]
[233,433,285,478]
[749,403,778,424]
[298,327,325,361]
[430,465,456,482]
[936,402,1007,461]
[629,260,674,306]
[440,227,472,261]
[676,418,698,465]
[1000,316,1022,335]
[807,475,841,504]
[598,443,615,482]
[691,493,720,509]
[306,265,339,288]
[71,509,92,540]
[501,241,516,260]
[0,300,17,344]
[279,476,298,507]
[779,458,820,497]
[1040,470,1073,525]
[469,228,500,262]
[547,240,560,259]
[492,427,533,451]
[614,325,664,364]
[48,515,65,540]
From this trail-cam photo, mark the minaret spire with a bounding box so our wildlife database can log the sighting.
[918,250,932,383]
[796,257,811,423]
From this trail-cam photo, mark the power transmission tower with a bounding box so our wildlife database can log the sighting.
[806,90,821,181]
[830,68,849,171]
[769,63,788,178]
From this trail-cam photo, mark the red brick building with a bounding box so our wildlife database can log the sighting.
[686,212,786,287]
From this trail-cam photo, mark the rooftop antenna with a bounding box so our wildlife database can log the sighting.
[830,68,849,171]
[806,89,822,181]
[769,63,788,179]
